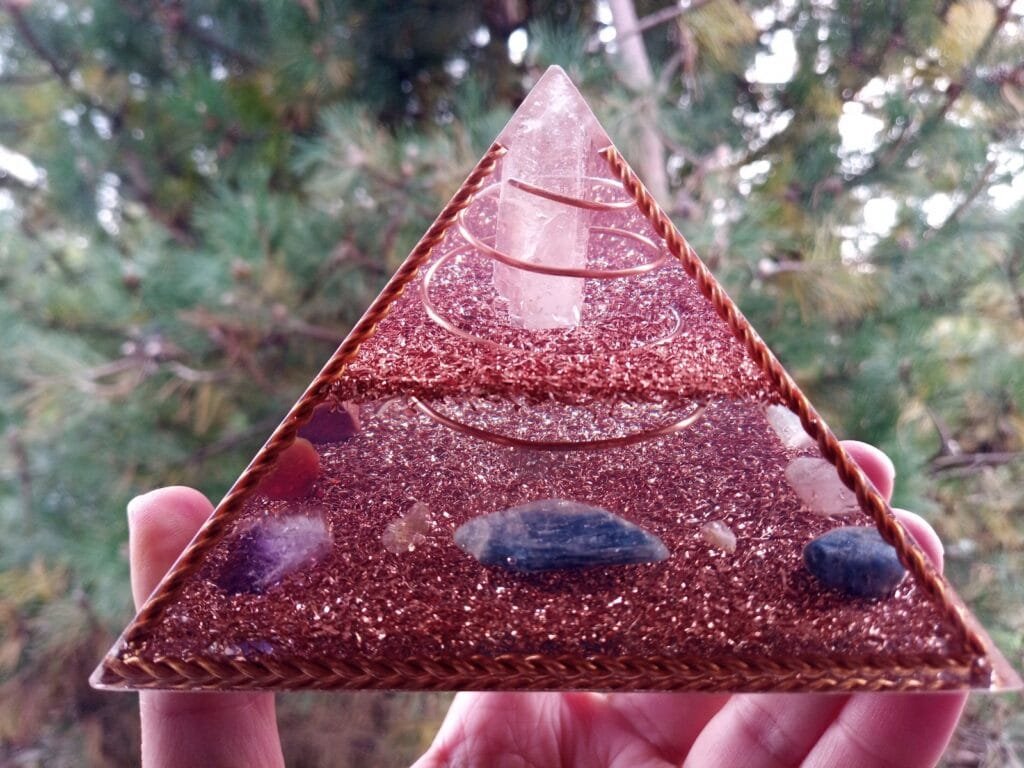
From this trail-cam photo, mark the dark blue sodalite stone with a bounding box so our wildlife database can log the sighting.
[803,526,906,598]
[454,499,669,573]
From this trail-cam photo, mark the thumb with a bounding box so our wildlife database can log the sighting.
[128,487,284,768]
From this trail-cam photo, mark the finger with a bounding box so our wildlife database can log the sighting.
[837,441,943,570]
[566,445,893,764]
[841,440,895,501]
[128,488,284,768]
[893,507,944,572]
[414,691,724,768]
[129,486,215,608]
[602,692,729,763]
[838,442,943,570]
[413,693,575,768]
[802,691,967,768]
[683,693,846,768]
[683,451,948,767]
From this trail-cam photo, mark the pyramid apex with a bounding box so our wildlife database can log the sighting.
[496,65,610,153]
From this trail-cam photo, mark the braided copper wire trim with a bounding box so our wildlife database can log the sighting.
[97,650,977,693]
[116,142,508,650]
[599,145,989,667]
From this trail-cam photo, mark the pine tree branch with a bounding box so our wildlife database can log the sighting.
[5,427,34,530]
[183,18,256,68]
[280,319,346,344]
[852,1,1012,188]
[117,147,197,245]
[362,166,439,219]
[182,415,280,469]
[170,15,258,69]
[165,361,230,383]
[3,2,117,122]
[923,158,998,239]
[0,71,56,85]
[925,404,962,457]
[3,2,74,86]
[930,451,1023,474]
[999,220,1024,325]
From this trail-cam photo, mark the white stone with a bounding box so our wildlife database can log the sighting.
[382,501,432,554]
[493,67,610,329]
[701,519,737,553]
[785,456,860,517]
[765,404,815,450]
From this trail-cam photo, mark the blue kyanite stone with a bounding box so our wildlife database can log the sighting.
[803,526,906,598]
[454,499,669,573]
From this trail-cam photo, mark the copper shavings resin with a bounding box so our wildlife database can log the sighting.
[93,66,1020,694]
[121,398,965,663]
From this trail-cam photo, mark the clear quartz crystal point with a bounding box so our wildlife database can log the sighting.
[493,67,611,329]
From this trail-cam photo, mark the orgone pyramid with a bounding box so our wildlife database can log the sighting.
[92,67,1020,693]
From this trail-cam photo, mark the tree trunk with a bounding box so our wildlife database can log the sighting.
[607,0,670,205]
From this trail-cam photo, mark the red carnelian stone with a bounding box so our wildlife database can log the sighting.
[257,437,320,500]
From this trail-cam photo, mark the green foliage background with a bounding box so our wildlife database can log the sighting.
[0,1,1021,765]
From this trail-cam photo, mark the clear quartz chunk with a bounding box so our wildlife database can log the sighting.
[493,67,610,329]
[785,457,860,517]
[764,404,815,450]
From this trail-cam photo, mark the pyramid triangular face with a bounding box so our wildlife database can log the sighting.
[93,67,1020,693]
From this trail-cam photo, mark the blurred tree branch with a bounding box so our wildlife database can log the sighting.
[930,451,1023,474]
[5,427,34,530]
[4,1,118,122]
[854,0,1012,187]
[999,220,1024,325]
[588,0,714,52]
[924,158,998,239]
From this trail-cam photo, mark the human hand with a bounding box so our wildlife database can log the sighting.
[413,441,968,768]
[128,487,284,768]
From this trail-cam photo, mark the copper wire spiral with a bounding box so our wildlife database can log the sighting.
[415,169,705,449]
[410,397,706,451]
[419,247,683,351]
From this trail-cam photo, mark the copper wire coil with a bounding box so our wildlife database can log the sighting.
[505,176,635,211]
[457,182,670,279]
[419,247,683,351]
[410,396,707,451]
